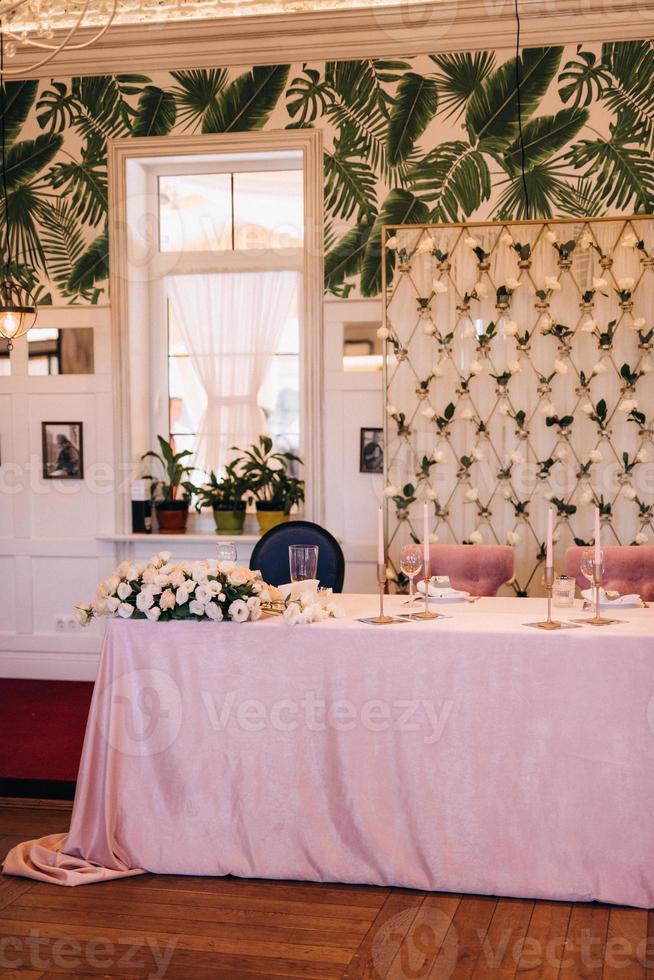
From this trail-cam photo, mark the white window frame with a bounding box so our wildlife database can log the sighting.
[107,130,324,534]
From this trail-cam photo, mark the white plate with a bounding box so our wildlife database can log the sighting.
[412,587,470,602]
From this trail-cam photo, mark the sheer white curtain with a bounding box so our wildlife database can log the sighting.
[166,270,298,471]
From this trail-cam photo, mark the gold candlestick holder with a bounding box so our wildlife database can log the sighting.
[528,566,563,630]
[369,563,397,625]
[413,560,440,620]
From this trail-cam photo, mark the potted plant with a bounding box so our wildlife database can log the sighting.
[194,461,250,535]
[235,435,304,533]
[142,435,195,534]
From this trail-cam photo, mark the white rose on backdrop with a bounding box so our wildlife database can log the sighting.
[474,280,489,298]
[578,232,593,250]
[544,276,560,291]
[145,606,161,622]
[507,360,521,374]
[469,530,483,544]
[592,277,608,291]
[618,398,638,412]
[499,403,511,417]
[118,602,134,619]
[633,317,646,328]
[501,486,513,500]
[229,570,248,587]
[159,589,176,611]
[540,402,557,417]
[423,323,436,336]
[540,314,553,329]
[74,604,93,626]
[554,359,569,375]
[205,603,224,621]
[136,590,154,612]
[592,361,607,376]
[580,402,594,415]
[247,596,263,621]
[510,450,524,465]
[462,325,476,339]
[586,450,603,463]
[506,531,521,546]
[464,487,479,502]
[636,449,650,463]
[418,236,435,253]
[623,485,637,500]
[429,532,439,543]
[189,599,207,616]
[641,360,653,374]
[581,319,596,333]
[505,277,521,291]
[383,485,400,498]
[545,229,558,243]
[228,599,249,623]
[554,447,568,461]
[432,279,448,294]
[618,276,635,291]
[432,450,446,463]
[460,407,474,420]
[386,236,398,250]
[426,488,440,501]
[580,490,594,505]
[500,231,514,245]
[464,235,480,249]
[377,326,390,339]
[635,532,649,545]
[421,405,437,420]
[472,446,485,461]
[469,360,483,376]
[432,362,445,377]
[386,403,398,416]
[622,232,639,247]
[503,320,519,337]
[117,582,132,601]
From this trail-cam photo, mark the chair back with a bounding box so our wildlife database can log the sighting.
[424,544,514,596]
[250,520,345,593]
[564,546,654,600]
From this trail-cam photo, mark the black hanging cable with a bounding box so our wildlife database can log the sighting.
[514,0,530,220]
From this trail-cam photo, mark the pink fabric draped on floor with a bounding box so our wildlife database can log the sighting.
[4,596,654,906]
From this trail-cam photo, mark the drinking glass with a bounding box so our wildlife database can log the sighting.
[289,545,319,583]
[216,541,237,564]
[400,543,423,616]
[580,548,603,586]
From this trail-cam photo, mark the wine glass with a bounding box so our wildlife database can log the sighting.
[289,545,319,583]
[580,547,603,588]
[400,543,423,617]
[216,541,237,565]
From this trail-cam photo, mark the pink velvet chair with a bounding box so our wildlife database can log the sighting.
[564,546,654,601]
[422,544,514,596]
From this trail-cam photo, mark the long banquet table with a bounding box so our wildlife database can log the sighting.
[4,595,654,906]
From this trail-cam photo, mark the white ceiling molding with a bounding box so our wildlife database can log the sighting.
[10,0,654,78]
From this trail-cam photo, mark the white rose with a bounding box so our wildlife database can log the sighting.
[383,485,400,497]
[506,531,521,546]
[432,279,448,295]
[460,407,474,420]
[592,276,608,290]
[423,323,436,336]
[545,229,558,244]
[386,403,398,417]
[618,398,638,412]
[623,485,637,500]
[102,575,121,596]
[641,359,653,374]
[581,319,596,333]
[136,590,154,612]
[188,599,207,616]
[554,359,569,375]
[472,447,484,461]
[386,235,398,250]
[421,405,437,420]
[429,532,439,543]
[417,236,435,253]
[474,281,489,298]
[580,402,594,415]
[228,599,249,623]
[462,325,476,339]
[586,450,603,463]
[540,402,557,417]
[432,450,445,463]
[117,581,132,601]
[618,276,635,291]
[469,530,483,544]
[592,362,607,376]
[168,569,186,589]
[469,360,483,376]
[205,602,224,621]
[74,603,93,627]
[175,586,191,606]
[578,232,593,250]
[426,488,439,501]
[499,403,511,417]
[501,486,513,499]
[159,589,176,611]
[505,277,521,291]
[500,231,514,245]
[510,451,524,465]
[544,276,560,291]
[464,235,480,249]
[554,447,568,461]
[507,360,521,374]
[635,532,649,545]
[633,317,646,328]
[432,362,445,377]
[118,602,134,619]
[503,320,518,337]
[580,490,594,505]
[158,551,171,563]
[228,570,248,587]
[283,603,301,625]
[636,449,650,463]
[622,233,639,247]
[145,606,161,622]
[377,326,390,339]
[464,488,479,502]
[540,314,553,329]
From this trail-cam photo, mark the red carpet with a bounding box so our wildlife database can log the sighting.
[0,679,94,782]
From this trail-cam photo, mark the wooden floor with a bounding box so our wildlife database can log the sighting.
[0,800,652,979]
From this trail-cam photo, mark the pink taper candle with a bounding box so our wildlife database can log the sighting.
[546,507,553,568]
[378,507,384,567]
[423,503,430,568]
[594,507,601,566]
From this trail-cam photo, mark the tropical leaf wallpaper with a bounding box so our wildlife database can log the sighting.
[2,40,654,305]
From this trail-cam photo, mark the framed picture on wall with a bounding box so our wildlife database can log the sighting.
[42,422,84,480]
[360,427,383,474]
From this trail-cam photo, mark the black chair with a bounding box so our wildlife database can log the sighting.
[249,520,345,593]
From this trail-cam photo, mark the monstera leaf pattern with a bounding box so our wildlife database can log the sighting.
[5,40,654,303]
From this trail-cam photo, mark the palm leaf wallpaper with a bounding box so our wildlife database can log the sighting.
[3,40,654,305]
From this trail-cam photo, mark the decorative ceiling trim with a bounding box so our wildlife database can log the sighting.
[11,0,654,78]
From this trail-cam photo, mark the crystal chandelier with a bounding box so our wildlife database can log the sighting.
[0,0,118,75]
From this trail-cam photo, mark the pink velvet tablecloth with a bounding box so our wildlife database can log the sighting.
[4,596,654,905]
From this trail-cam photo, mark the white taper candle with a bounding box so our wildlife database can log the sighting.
[378,507,384,567]
[423,503,430,568]
[594,507,601,566]
[546,507,553,568]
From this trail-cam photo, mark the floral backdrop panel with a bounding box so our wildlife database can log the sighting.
[2,41,654,304]
[381,217,654,596]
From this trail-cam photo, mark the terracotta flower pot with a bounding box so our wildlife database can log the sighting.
[256,503,289,534]
[156,500,189,534]
[213,504,246,535]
